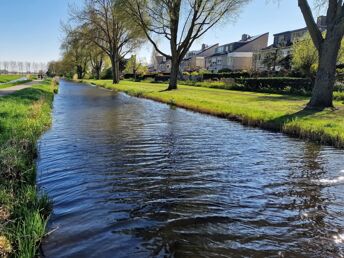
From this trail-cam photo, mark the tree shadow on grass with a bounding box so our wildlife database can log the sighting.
[266,107,322,129]
[254,94,307,102]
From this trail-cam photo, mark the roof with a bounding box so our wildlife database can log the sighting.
[207,33,268,58]
[273,27,308,36]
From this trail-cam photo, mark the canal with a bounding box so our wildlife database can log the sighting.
[38,80,344,257]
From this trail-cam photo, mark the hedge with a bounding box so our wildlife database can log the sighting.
[235,77,312,94]
[202,72,250,80]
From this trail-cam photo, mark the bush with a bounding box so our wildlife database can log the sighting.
[202,72,250,81]
[235,77,312,94]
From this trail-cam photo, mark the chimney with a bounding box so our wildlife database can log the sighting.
[241,34,250,41]
[317,16,326,27]
[201,44,208,50]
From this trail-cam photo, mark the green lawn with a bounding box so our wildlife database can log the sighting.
[0,75,24,83]
[0,80,55,257]
[0,80,31,89]
[86,79,344,148]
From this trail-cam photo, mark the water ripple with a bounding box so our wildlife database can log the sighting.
[37,80,344,258]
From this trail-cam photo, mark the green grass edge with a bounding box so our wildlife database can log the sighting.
[84,79,344,149]
[0,79,58,257]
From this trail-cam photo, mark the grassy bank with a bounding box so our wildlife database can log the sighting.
[0,75,23,84]
[86,79,344,148]
[0,80,32,90]
[0,80,55,257]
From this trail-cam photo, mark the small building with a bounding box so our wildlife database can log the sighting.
[180,43,219,72]
[152,55,171,73]
[205,33,269,72]
[252,16,327,72]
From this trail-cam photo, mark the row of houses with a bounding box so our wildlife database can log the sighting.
[150,16,327,74]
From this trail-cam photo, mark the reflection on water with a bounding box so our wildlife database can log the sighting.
[37,80,344,257]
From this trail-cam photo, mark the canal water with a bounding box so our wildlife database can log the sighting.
[38,80,344,257]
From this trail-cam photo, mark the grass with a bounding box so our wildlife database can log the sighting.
[0,80,32,90]
[0,80,56,257]
[85,79,344,148]
[0,75,24,84]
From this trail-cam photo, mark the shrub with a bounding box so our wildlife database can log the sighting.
[235,77,312,94]
[202,72,250,81]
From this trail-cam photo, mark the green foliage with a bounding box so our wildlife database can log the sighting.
[292,34,318,77]
[0,81,54,257]
[235,77,312,94]
[292,33,344,77]
[0,75,23,83]
[124,55,148,76]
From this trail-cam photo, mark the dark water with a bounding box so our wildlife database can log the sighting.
[37,80,344,258]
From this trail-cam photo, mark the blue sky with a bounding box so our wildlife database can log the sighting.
[0,0,321,63]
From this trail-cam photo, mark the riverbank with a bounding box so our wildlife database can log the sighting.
[0,80,56,257]
[0,75,23,83]
[86,79,344,148]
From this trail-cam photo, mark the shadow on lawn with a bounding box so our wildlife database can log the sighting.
[255,94,307,102]
[266,107,322,129]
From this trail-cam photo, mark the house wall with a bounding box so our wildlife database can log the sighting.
[236,33,269,52]
[227,52,253,70]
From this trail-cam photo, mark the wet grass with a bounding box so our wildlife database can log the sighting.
[0,80,55,257]
[86,79,344,148]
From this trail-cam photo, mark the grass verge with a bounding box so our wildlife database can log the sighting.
[0,80,56,257]
[0,80,32,90]
[0,75,23,84]
[85,79,344,148]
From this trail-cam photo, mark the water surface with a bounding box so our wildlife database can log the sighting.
[38,80,344,257]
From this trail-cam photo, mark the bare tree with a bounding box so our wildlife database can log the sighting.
[126,0,251,90]
[10,61,17,73]
[67,0,145,84]
[17,62,24,74]
[298,0,344,108]
[3,61,9,73]
[25,62,31,74]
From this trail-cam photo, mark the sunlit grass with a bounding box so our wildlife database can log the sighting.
[86,79,344,148]
[0,80,55,257]
[0,75,24,83]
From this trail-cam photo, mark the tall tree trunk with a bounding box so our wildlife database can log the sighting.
[77,65,83,79]
[110,56,120,84]
[168,57,179,90]
[307,35,341,109]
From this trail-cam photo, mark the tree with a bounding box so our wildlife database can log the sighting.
[126,0,251,90]
[25,62,31,74]
[68,0,145,84]
[88,43,105,80]
[261,49,280,72]
[61,31,90,79]
[292,34,319,81]
[124,55,148,79]
[298,0,344,108]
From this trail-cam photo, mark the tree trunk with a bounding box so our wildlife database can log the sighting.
[307,35,341,109]
[95,67,100,80]
[110,56,120,84]
[77,65,83,79]
[168,58,179,90]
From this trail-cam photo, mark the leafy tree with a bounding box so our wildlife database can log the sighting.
[124,55,148,79]
[126,0,251,90]
[68,0,145,84]
[293,33,344,81]
[61,30,90,79]
[292,34,319,80]
[298,0,344,108]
